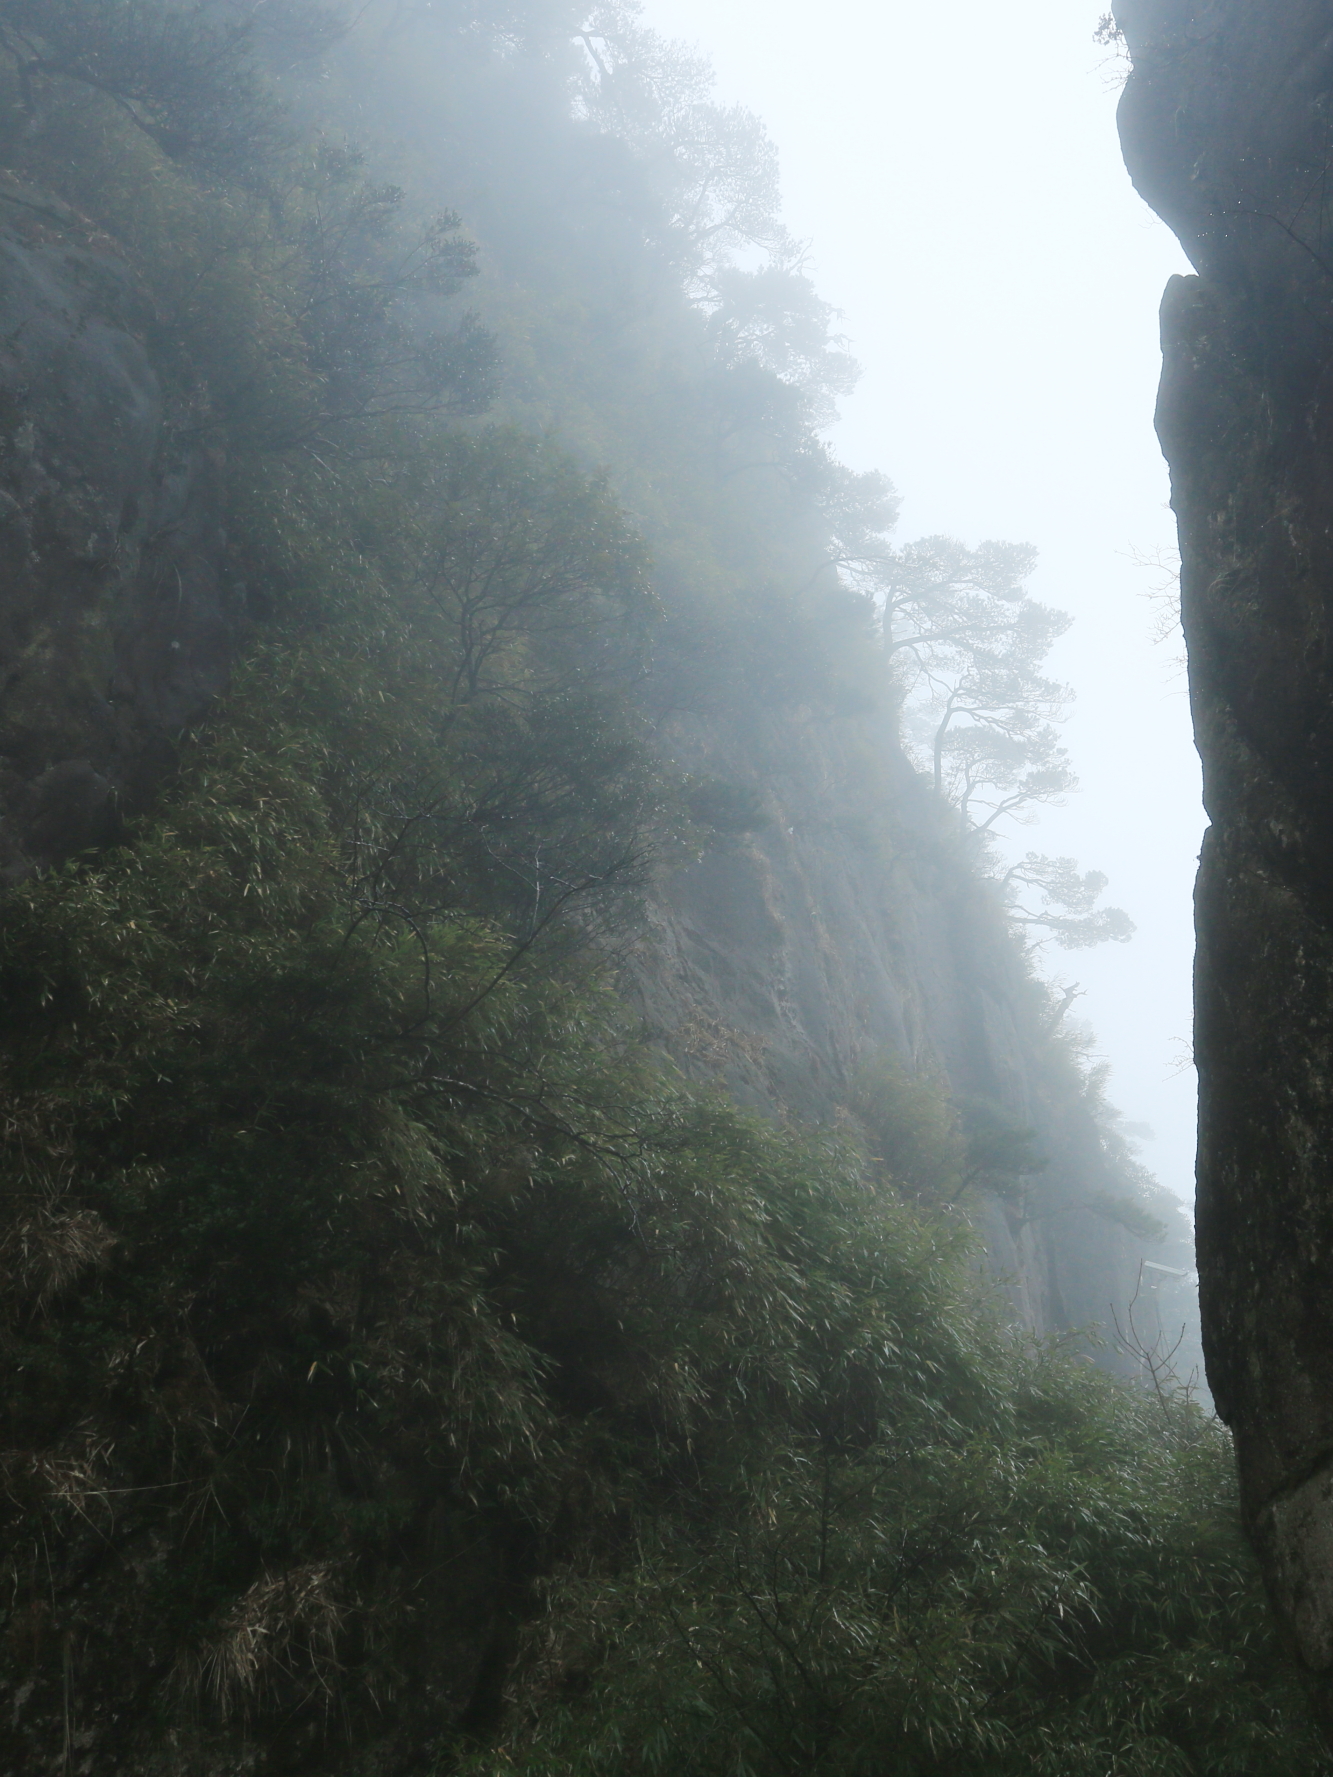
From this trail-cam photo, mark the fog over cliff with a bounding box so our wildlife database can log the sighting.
[7,3,1325,1769]
[646,0,1201,1199]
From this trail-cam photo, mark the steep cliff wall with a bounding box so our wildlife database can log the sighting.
[1118,0,1333,1702]
[640,695,1196,1363]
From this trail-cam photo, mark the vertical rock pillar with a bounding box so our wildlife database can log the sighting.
[1118,0,1333,1700]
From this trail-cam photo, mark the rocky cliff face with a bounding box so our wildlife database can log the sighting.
[0,178,235,879]
[1118,0,1333,1703]
[639,696,1197,1366]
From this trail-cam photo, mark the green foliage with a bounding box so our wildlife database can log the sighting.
[0,654,1039,1761]
[472,1364,1324,1777]
[850,1052,966,1204]
[0,402,1316,1766]
[0,4,1321,1773]
[0,29,495,458]
[0,417,858,1754]
[957,1093,1049,1205]
[575,0,792,280]
[0,0,336,175]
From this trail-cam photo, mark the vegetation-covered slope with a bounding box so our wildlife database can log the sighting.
[0,2,1320,1771]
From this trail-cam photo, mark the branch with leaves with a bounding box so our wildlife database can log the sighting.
[1000,852,1135,950]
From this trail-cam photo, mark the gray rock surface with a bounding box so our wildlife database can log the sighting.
[1118,0,1333,1700]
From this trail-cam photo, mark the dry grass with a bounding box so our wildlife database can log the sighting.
[180,1563,346,1717]
[6,1209,118,1310]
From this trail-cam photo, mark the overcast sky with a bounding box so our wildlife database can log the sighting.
[642,0,1200,1200]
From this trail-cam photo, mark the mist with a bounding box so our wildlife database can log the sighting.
[19,3,1327,1765]
[641,0,1200,1200]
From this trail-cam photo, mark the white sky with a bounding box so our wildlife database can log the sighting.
[642,0,1201,1199]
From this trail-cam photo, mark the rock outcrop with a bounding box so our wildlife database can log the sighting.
[0,177,235,877]
[1118,0,1333,1702]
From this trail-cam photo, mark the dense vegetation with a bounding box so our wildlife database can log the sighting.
[0,2,1324,1772]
